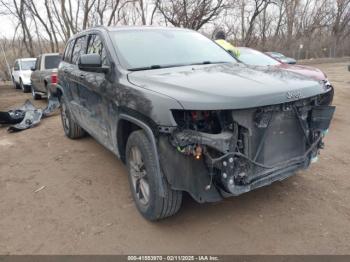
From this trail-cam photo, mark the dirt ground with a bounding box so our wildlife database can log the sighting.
[0,61,350,255]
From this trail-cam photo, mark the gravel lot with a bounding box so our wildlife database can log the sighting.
[0,61,349,255]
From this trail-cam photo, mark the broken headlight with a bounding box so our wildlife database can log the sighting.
[171,110,223,134]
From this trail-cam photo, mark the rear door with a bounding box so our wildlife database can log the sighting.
[59,39,75,100]
[61,36,88,120]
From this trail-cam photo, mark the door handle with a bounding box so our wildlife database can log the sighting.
[64,69,69,73]
[79,74,85,80]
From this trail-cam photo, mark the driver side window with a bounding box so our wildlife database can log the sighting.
[87,34,109,66]
[72,36,87,65]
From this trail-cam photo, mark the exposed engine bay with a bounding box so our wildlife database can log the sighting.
[159,89,335,202]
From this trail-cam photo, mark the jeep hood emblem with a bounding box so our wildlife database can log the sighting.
[286,91,302,100]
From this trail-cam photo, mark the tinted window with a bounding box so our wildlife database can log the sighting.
[237,48,280,66]
[110,30,235,70]
[71,36,87,64]
[87,34,109,66]
[45,55,61,69]
[21,60,36,70]
[63,40,74,62]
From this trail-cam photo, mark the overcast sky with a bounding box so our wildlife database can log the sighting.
[0,15,17,38]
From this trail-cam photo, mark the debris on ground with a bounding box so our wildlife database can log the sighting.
[34,186,46,193]
[0,97,60,132]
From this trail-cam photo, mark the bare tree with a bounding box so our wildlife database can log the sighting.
[1,0,350,69]
[156,0,227,30]
[242,0,277,46]
[331,0,350,56]
[25,0,56,52]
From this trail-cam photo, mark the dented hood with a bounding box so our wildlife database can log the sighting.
[127,63,328,110]
[276,63,326,81]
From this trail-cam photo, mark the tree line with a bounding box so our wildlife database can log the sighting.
[0,0,349,80]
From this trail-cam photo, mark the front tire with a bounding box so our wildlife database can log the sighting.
[60,96,85,139]
[126,130,182,221]
[12,77,19,89]
[20,79,30,93]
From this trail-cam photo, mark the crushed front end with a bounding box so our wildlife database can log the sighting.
[158,88,335,202]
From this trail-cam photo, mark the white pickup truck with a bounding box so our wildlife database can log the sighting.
[11,58,37,92]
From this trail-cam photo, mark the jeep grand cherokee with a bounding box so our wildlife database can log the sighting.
[57,26,335,220]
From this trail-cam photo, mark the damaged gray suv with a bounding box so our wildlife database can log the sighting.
[57,26,335,220]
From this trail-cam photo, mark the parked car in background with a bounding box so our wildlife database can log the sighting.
[11,58,37,92]
[265,51,297,64]
[57,26,334,221]
[30,53,61,100]
[237,47,329,81]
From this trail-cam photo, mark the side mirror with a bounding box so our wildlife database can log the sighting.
[78,54,109,73]
[31,66,36,71]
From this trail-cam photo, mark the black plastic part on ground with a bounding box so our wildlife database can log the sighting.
[0,110,25,124]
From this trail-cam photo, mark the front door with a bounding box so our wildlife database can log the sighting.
[76,33,114,150]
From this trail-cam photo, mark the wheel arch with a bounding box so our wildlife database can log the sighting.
[117,118,142,163]
[117,113,165,197]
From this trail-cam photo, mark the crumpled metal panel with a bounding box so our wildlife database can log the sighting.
[8,109,43,132]
[0,98,60,132]
[7,100,43,132]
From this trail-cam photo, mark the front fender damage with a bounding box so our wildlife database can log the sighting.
[158,90,335,202]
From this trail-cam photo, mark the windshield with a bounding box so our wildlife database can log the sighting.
[237,48,280,66]
[45,55,61,69]
[110,29,236,70]
[21,60,36,70]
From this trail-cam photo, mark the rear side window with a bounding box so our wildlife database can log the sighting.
[63,40,74,63]
[71,36,87,64]
[87,34,109,66]
[44,55,61,69]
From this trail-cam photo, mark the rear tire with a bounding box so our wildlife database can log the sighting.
[60,96,85,139]
[126,130,182,221]
[31,85,41,100]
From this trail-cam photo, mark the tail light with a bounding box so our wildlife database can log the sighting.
[51,70,58,85]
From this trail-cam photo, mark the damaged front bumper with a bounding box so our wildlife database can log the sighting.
[159,91,335,202]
